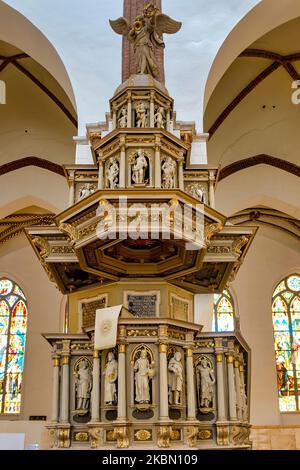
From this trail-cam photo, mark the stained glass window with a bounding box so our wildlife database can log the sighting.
[0,278,27,414]
[213,289,235,332]
[272,274,300,412]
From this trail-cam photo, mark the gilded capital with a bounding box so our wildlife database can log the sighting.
[118,344,126,353]
[216,354,223,363]
[62,355,70,366]
[53,356,60,367]
[159,343,168,354]
[234,360,240,369]
[93,350,100,359]
[186,348,193,358]
[227,354,234,364]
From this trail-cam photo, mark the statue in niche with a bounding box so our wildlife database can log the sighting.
[134,349,155,404]
[103,351,118,405]
[240,378,247,419]
[154,107,165,128]
[75,359,92,413]
[110,3,182,79]
[106,157,119,189]
[136,101,148,128]
[132,150,148,184]
[118,107,128,128]
[79,183,96,200]
[162,156,176,189]
[168,352,183,405]
[189,183,205,203]
[196,356,215,410]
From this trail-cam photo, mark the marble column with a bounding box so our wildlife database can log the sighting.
[186,348,196,420]
[69,171,75,206]
[91,350,101,422]
[234,360,242,421]
[227,354,237,421]
[208,171,215,208]
[112,105,117,130]
[216,353,226,421]
[127,93,132,128]
[155,139,161,188]
[178,159,184,190]
[119,139,126,188]
[166,109,171,132]
[240,364,247,421]
[159,343,169,421]
[117,344,127,421]
[150,91,155,128]
[98,158,104,189]
[51,356,60,422]
[60,354,70,424]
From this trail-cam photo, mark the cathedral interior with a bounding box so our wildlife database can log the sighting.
[0,0,299,450]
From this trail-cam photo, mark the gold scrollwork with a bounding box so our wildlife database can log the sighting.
[198,429,212,440]
[74,432,89,442]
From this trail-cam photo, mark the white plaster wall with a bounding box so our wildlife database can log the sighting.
[0,234,63,420]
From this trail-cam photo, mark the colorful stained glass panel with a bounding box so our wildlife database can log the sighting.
[273,281,286,297]
[272,310,289,331]
[6,295,18,308]
[12,300,27,317]
[217,297,233,313]
[7,354,24,373]
[13,285,25,299]
[287,276,300,292]
[217,313,234,332]
[274,332,291,351]
[0,301,9,317]
[10,317,27,335]
[0,280,13,297]
[279,395,297,412]
[9,334,26,355]
[0,317,9,336]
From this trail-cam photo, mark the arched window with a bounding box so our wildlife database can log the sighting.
[213,289,235,332]
[272,274,300,412]
[0,279,27,414]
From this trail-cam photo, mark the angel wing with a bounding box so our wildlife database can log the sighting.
[155,13,182,37]
[109,17,131,37]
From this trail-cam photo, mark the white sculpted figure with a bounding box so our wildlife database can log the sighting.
[132,150,148,184]
[168,352,183,405]
[107,157,119,188]
[134,349,154,404]
[103,352,118,405]
[136,101,148,128]
[118,107,128,128]
[154,107,165,128]
[110,3,182,78]
[75,359,92,411]
[197,357,215,409]
[79,183,96,200]
[162,157,176,189]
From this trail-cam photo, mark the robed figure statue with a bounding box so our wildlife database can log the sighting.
[110,2,182,79]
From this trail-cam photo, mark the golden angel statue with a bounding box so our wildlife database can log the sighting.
[110,2,182,78]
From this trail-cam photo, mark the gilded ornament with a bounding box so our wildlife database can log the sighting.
[113,427,130,448]
[198,429,212,440]
[134,429,151,441]
[74,432,89,442]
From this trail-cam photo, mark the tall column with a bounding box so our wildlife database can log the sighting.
[234,359,242,421]
[112,104,117,130]
[98,157,104,189]
[60,350,70,424]
[208,171,215,208]
[186,348,196,420]
[150,91,155,127]
[120,138,126,188]
[51,356,60,422]
[117,344,127,421]
[122,0,164,83]
[127,92,132,128]
[216,353,226,421]
[155,138,161,188]
[227,353,237,421]
[240,364,247,421]
[69,170,75,206]
[159,343,169,421]
[91,350,101,422]
[166,108,171,132]
[178,159,184,190]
